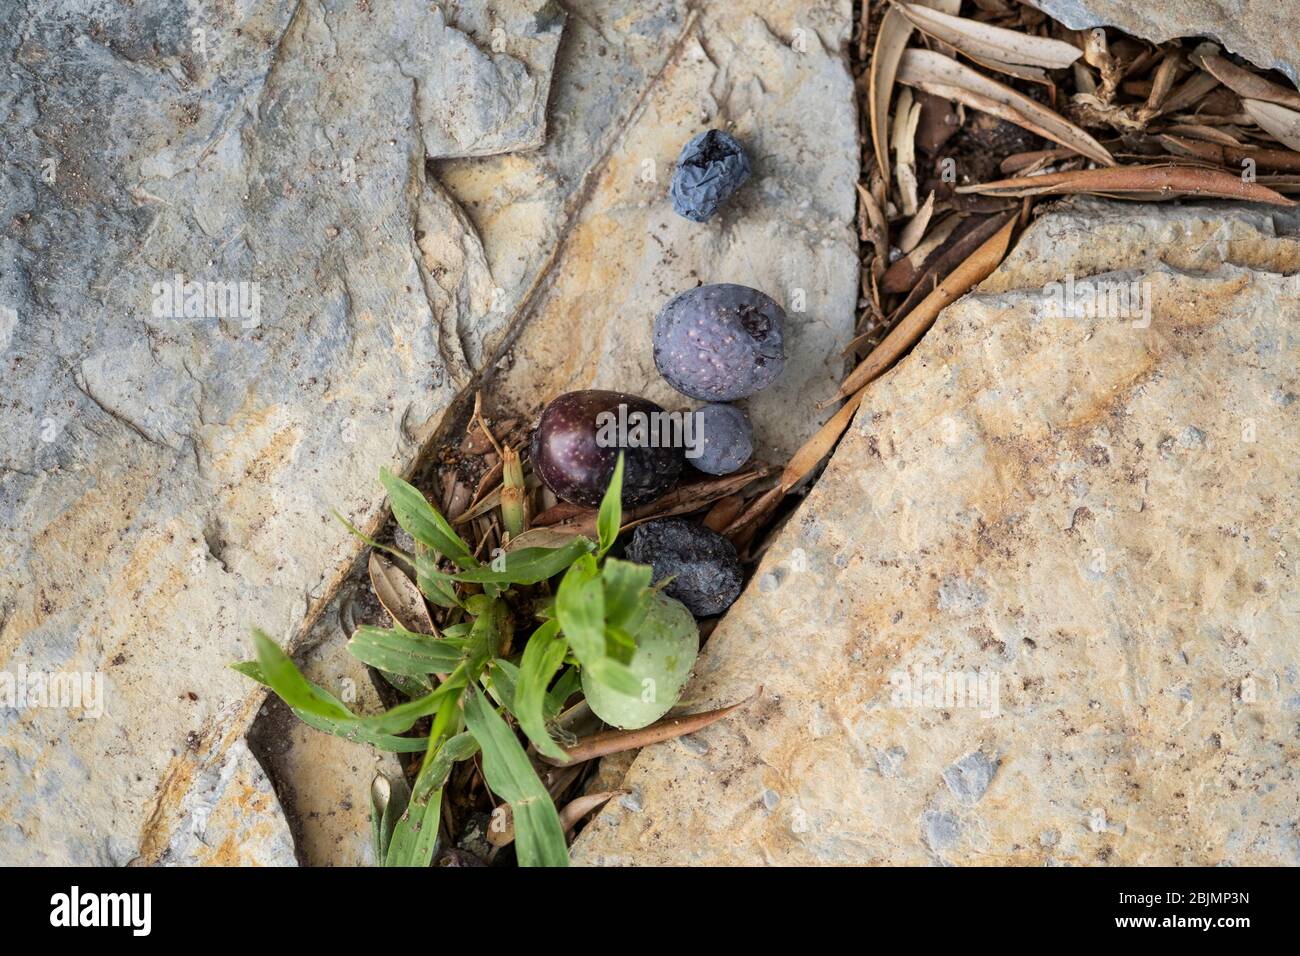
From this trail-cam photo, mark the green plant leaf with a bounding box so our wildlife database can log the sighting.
[384,732,481,867]
[348,625,465,677]
[371,773,410,864]
[462,685,568,867]
[415,552,462,608]
[486,658,520,713]
[513,620,569,761]
[251,629,354,721]
[385,786,443,867]
[231,659,432,752]
[464,598,506,672]
[596,453,625,559]
[601,558,653,637]
[545,666,581,721]
[451,538,595,585]
[556,558,640,697]
[380,467,477,568]
[582,591,700,729]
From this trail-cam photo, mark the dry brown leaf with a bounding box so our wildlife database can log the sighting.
[539,695,756,767]
[892,87,923,214]
[881,211,963,292]
[832,214,1018,403]
[558,790,625,833]
[897,2,1080,69]
[1243,99,1300,152]
[956,163,1295,204]
[702,493,746,533]
[1161,123,1246,147]
[1000,147,1075,174]
[1082,28,1121,103]
[886,212,1010,316]
[1155,134,1300,172]
[898,190,935,252]
[869,7,913,174]
[1191,50,1300,112]
[368,551,435,635]
[525,468,770,541]
[781,388,869,490]
[855,181,891,268]
[896,49,1115,165]
[1159,69,1220,115]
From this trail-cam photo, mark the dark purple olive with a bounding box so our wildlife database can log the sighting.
[531,390,684,508]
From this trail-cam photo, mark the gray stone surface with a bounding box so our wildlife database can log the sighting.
[1028,0,1300,85]
[574,199,1300,865]
[0,0,562,866]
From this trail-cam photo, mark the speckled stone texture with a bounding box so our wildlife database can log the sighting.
[574,199,1300,865]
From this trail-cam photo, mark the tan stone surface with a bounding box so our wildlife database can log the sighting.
[574,200,1300,865]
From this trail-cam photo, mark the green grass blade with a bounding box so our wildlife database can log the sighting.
[252,629,354,721]
[462,685,568,867]
[380,467,477,568]
[371,773,410,863]
[385,732,479,867]
[348,625,464,676]
[451,538,594,585]
[596,453,624,559]
[513,620,569,761]
[231,659,432,752]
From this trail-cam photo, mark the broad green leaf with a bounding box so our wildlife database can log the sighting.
[601,558,653,638]
[451,538,594,585]
[513,620,569,761]
[441,622,473,640]
[556,558,640,697]
[371,773,410,864]
[596,453,625,559]
[348,625,465,676]
[582,591,700,729]
[379,467,477,568]
[232,659,431,752]
[462,685,568,867]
